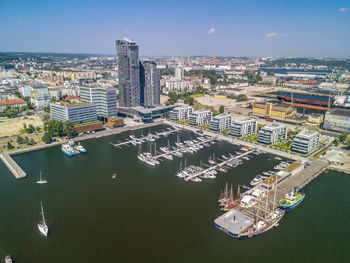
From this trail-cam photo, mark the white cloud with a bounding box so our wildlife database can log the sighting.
[281,33,288,37]
[207,28,215,34]
[265,32,277,38]
[339,7,349,12]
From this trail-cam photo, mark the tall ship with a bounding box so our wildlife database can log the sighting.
[279,187,305,210]
[38,201,49,237]
[215,184,284,239]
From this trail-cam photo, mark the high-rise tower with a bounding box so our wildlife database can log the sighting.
[116,37,140,107]
[140,60,160,107]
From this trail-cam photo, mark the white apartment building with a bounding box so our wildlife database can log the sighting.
[291,129,320,155]
[169,106,193,121]
[210,113,232,132]
[229,118,257,137]
[189,109,212,126]
[258,123,288,145]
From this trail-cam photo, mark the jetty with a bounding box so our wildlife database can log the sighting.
[184,149,255,181]
[109,128,179,149]
[0,152,27,179]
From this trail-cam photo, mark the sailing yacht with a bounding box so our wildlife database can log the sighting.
[38,201,49,236]
[36,171,47,184]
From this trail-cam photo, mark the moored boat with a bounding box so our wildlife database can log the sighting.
[280,188,305,210]
[5,255,13,263]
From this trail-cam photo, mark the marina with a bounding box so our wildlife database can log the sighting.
[0,124,347,262]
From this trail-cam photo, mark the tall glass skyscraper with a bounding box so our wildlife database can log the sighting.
[116,37,140,107]
[140,60,160,107]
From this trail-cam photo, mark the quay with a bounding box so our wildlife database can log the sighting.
[214,158,329,238]
[184,149,255,181]
[0,152,27,179]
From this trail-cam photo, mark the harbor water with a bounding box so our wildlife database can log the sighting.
[0,125,349,262]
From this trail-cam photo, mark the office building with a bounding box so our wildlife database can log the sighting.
[80,87,117,121]
[50,102,97,125]
[116,37,140,107]
[323,109,350,133]
[118,105,175,122]
[292,129,320,155]
[169,106,193,121]
[229,118,257,137]
[210,113,232,132]
[258,123,288,145]
[189,109,212,126]
[140,60,160,107]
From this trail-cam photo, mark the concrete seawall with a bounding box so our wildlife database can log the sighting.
[0,152,27,179]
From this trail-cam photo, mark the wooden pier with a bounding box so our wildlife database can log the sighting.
[0,152,27,179]
[184,149,255,181]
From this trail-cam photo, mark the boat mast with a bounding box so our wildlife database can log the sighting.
[40,201,46,224]
[273,183,278,211]
[40,171,42,181]
[264,191,269,219]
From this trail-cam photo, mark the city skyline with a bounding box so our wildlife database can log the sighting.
[0,0,349,58]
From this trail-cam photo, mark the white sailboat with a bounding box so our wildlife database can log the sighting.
[36,171,47,184]
[38,201,49,236]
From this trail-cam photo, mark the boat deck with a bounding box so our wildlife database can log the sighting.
[215,209,254,237]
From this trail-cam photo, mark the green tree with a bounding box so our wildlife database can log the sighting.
[339,132,348,142]
[236,94,248,101]
[26,124,35,134]
[17,136,24,144]
[43,105,50,113]
[184,96,194,106]
[42,132,52,144]
[30,138,36,145]
[7,142,14,150]
[63,121,74,138]
[36,126,41,133]
[24,137,29,144]
[23,123,27,130]
[333,138,340,146]
[219,105,225,114]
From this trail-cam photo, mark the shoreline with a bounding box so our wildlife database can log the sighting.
[7,120,165,156]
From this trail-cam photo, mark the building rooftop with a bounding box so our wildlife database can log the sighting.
[213,113,231,119]
[261,123,286,130]
[295,129,319,138]
[328,109,350,117]
[0,98,26,105]
[233,118,256,124]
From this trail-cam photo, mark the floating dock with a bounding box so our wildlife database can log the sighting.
[0,152,27,179]
[184,149,254,181]
[109,128,179,148]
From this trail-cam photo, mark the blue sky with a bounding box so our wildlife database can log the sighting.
[0,0,349,57]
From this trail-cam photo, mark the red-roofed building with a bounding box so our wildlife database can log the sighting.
[0,99,27,111]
